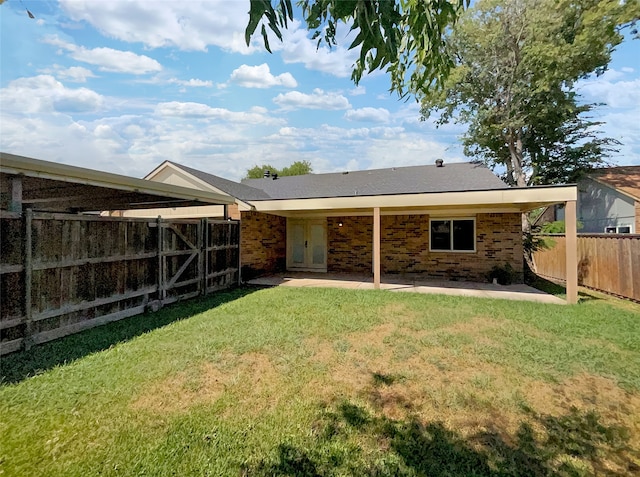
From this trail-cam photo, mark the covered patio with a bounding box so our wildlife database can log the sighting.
[248,185,579,304]
[247,272,565,304]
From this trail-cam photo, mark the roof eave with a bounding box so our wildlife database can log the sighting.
[1,152,235,207]
[587,176,640,202]
[248,185,577,214]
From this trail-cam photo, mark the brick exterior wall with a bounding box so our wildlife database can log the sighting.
[240,211,286,279]
[326,213,523,282]
[327,216,373,273]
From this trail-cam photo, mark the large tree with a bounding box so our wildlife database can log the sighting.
[420,0,638,186]
[246,0,467,97]
[245,160,313,179]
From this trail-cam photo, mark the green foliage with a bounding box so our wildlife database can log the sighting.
[486,262,516,285]
[539,220,584,234]
[246,0,468,97]
[245,160,312,179]
[541,220,567,234]
[420,0,638,186]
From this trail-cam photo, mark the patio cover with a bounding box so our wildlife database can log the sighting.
[0,152,235,213]
[248,184,579,304]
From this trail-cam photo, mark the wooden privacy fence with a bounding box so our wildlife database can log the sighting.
[532,234,640,302]
[0,212,240,355]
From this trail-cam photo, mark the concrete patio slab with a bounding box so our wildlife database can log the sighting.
[246,272,565,304]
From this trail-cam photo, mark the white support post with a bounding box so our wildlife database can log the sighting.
[565,200,578,304]
[373,207,381,289]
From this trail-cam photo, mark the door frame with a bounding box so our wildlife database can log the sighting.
[286,218,327,272]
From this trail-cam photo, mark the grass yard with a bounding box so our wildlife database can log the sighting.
[1,286,640,476]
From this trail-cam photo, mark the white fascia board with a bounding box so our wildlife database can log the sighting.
[143,160,252,209]
[143,160,172,180]
[249,186,577,213]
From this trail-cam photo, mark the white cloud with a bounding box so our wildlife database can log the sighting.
[40,65,97,82]
[273,89,351,110]
[578,73,640,109]
[44,35,162,74]
[170,78,213,87]
[229,64,297,89]
[0,75,104,113]
[58,1,362,77]
[154,101,283,125]
[58,0,257,54]
[259,123,465,174]
[344,107,390,123]
[365,136,465,170]
[349,86,366,96]
[277,21,359,78]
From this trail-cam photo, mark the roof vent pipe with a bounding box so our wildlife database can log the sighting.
[263,170,271,178]
[435,159,444,167]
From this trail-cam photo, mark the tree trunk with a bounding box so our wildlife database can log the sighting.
[506,127,527,187]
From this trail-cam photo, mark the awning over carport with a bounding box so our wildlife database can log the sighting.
[0,152,235,213]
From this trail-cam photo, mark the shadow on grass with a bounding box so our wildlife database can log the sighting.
[1,286,261,385]
[525,263,603,304]
[244,375,637,476]
[246,403,636,477]
[528,273,603,304]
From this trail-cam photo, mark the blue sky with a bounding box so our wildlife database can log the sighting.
[1,0,638,182]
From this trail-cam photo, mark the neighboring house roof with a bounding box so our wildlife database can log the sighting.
[241,162,508,201]
[167,161,271,200]
[588,166,640,201]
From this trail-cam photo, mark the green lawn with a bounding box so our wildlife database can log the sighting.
[1,286,639,476]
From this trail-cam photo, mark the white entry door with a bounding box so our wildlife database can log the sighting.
[287,219,327,271]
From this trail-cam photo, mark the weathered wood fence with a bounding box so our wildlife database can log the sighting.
[0,212,240,355]
[532,234,640,302]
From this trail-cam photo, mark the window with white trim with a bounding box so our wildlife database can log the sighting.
[429,218,476,252]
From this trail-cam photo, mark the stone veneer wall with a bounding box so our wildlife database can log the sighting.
[240,211,286,279]
[327,213,523,282]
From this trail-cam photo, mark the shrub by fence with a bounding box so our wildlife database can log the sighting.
[532,234,640,302]
[0,212,239,355]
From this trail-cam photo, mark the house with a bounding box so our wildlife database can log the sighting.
[119,159,579,302]
[576,166,640,234]
[536,166,640,234]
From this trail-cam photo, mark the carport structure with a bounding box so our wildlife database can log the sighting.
[0,153,238,354]
[0,152,234,214]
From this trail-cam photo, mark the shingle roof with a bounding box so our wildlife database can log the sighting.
[168,161,270,200]
[166,161,509,202]
[241,162,508,200]
[589,166,640,201]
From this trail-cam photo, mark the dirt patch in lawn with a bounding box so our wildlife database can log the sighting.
[303,323,640,468]
[131,352,282,415]
[130,362,227,414]
[525,373,640,434]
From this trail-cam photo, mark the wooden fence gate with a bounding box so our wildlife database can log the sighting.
[0,213,240,355]
[159,218,240,303]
